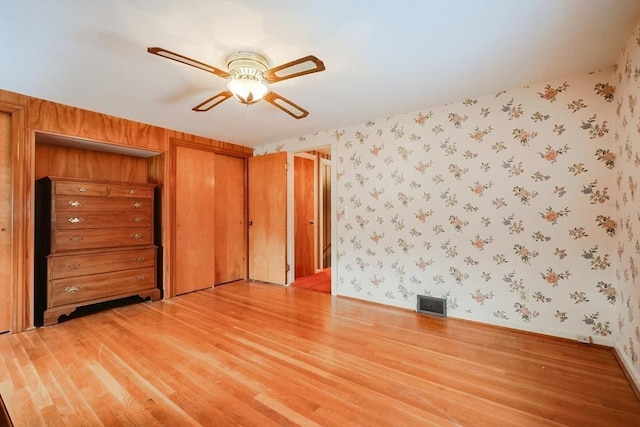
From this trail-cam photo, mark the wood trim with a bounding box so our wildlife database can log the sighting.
[0,101,30,332]
[167,133,252,157]
[147,154,168,298]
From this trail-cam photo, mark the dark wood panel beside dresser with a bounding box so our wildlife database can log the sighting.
[36,177,160,326]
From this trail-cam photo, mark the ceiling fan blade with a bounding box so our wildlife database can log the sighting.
[193,91,233,112]
[263,92,309,119]
[147,47,230,79]
[263,55,325,83]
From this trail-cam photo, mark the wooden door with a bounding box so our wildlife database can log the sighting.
[174,144,216,294]
[294,155,316,278]
[0,112,11,332]
[214,154,246,284]
[248,152,287,285]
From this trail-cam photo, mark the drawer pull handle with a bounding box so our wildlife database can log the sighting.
[135,275,146,281]
[68,217,84,224]
[64,286,80,294]
[77,187,87,193]
[63,263,81,270]
[132,202,143,208]
[134,256,146,262]
[128,189,137,195]
[132,217,143,223]
[69,236,83,243]
[131,233,143,239]
[68,200,82,208]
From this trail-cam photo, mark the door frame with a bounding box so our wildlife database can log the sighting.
[292,152,318,279]
[288,145,335,294]
[319,156,331,270]
[0,102,28,333]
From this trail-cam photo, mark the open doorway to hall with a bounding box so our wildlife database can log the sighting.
[292,146,332,293]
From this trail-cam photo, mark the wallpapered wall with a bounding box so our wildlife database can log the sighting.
[613,22,640,384]
[257,22,640,380]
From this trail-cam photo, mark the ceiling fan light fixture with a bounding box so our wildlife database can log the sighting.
[148,47,324,118]
[225,51,270,105]
[227,76,268,105]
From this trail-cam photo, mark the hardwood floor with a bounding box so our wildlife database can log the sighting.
[0,281,638,426]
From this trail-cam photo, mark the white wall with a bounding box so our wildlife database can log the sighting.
[612,21,640,390]
[257,24,640,395]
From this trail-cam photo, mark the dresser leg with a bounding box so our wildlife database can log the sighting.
[139,289,161,302]
[43,307,78,326]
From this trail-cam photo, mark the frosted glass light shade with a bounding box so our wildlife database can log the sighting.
[227,78,268,105]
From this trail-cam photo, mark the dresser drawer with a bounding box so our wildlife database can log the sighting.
[55,181,109,197]
[50,266,156,307]
[54,212,152,229]
[52,227,153,252]
[55,196,153,213]
[48,247,156,279]
[109,184,154,199]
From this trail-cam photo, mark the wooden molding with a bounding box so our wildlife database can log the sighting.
[0,100,29,332]
[168,133,252,157]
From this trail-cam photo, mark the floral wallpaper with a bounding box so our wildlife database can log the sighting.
[257,21,640,383]
[613,22,640,385]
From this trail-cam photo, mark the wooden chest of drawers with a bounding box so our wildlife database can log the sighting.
[36,177,160,326]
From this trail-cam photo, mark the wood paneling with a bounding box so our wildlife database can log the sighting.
[0,89,253,330]
[35,144,149,182]
[28,98,167,152]
[0,282,638,426]
[214,154,246,284]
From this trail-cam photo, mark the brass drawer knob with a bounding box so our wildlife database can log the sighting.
[131,233,143,239]
[135,275,146,281]
[132,217,143,223]
[68,217,84,224]
[132,202,143,208]
[68,200,82,208]
[77,187,87,193]
[128,189,137,195]
[134,256,146,262]
[62,263,81,270]
[64,286,80,294]
[68,236,83,243]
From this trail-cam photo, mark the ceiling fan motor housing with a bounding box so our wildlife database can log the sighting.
[226,52,269,80]
[225,52,270,104]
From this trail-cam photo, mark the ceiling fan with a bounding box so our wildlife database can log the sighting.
[147,47,325,119]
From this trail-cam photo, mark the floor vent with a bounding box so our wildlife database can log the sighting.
[417,295,447,317]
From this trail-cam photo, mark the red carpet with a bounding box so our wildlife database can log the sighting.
[293,268,331,293]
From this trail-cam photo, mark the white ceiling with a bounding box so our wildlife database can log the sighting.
[1,0,639,149]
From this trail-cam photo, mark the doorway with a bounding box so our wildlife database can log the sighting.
[292,146,332,293]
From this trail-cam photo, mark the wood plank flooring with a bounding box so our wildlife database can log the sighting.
[0,281,638,426]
